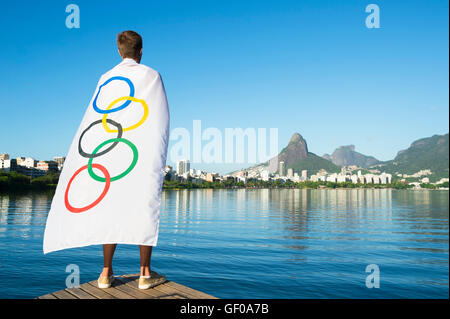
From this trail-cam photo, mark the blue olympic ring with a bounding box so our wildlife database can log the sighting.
[92,76,135,114]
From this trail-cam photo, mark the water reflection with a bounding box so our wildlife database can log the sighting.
[0,193,51,240]
[0,189,448,298]
[164,188,448,259]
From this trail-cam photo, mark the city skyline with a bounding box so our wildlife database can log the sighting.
[164,158,449,188]
[1,1,448,174]
[1,129,449,175]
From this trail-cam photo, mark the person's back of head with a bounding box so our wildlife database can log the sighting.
[117,30,143,63]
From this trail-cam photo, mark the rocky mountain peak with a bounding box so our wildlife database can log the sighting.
[267,133,309,173]
[288,133,306,145]
[323,144,379,168]
[338,145,356,152]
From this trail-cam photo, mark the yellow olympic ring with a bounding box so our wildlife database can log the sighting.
[102,96,149,133]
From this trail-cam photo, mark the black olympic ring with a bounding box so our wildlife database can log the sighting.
[78,119,123,158]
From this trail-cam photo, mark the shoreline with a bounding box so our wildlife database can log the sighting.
[1,186,448,195]
[161,187,450,191]
[2,171,448,193]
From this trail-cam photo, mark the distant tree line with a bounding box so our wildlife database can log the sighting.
[0,171,59,192]
[420,182,449,189]
[163,179,417,190]
[2,171,447,193]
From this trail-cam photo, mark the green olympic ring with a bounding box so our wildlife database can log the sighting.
[87,137,138,182]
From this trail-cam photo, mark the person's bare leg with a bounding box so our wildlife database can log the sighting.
[139,245,152,276]
[101,244,117,277]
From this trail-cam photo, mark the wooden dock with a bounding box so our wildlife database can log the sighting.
[38,273,217,299]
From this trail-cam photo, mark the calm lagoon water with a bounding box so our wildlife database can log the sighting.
[0,188,448,299]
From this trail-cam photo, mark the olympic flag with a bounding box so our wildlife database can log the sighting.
[43,58,170,253]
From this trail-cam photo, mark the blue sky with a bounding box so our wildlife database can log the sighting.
[0,0,448,173]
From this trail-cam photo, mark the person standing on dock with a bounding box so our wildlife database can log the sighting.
[43,30,170,290]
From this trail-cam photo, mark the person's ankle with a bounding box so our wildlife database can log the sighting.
[101,267,113,277]
[140,266,151,277]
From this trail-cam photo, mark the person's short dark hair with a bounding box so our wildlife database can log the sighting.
[117,30,143,60]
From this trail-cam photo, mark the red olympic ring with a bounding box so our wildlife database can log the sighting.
[64,164,111,213]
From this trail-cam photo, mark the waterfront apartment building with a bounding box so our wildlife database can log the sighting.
[205,173,219,182]
[0,158,17,172]
[11,164,46,177]
[53,157,65,171]
[1,157,55,177]
[326,174,337,183]
[260,170,270,181]
[37,161,58,172]
[17,157,36,168]
[16,157,25,166]
[164,165,173,174]
[301,170,308,179]
[0,153,10,160]
[287,168,293,178]
[279,161,286,177]
[176,159,190,175]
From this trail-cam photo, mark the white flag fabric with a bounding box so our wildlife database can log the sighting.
[43,58,170,254]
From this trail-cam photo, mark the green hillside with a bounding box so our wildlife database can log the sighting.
[288,152,341,175]
[374,133,449,182]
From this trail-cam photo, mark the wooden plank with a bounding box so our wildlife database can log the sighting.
[159,293,187,299]
[37,295,56,299]
[120,276,167,298]
[118,276,183,299]
[52,289,78,299]
[122,273,140,278]
[65,287,97,299]
[119,276,163,298]
[38,274,217,299]
[77,282,117,299]
[118,274,214,299]
[122,271,167,288]
[86,280,137,299]
[112,277,154,299]
[165,281,218,299]
[152,282,193,299]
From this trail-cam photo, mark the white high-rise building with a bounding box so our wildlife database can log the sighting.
[176,159,190,175]
[22,157,36,168]
[261,170,269,181]
[373,176,380,184]
[379,172,392,184]
[364,174,373,184]
[326,174,338,183]
[301,170,308,179]
[1,159,13,171]
[279,161,286,177]
[54,156,66,171]
[287,168,294,178]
